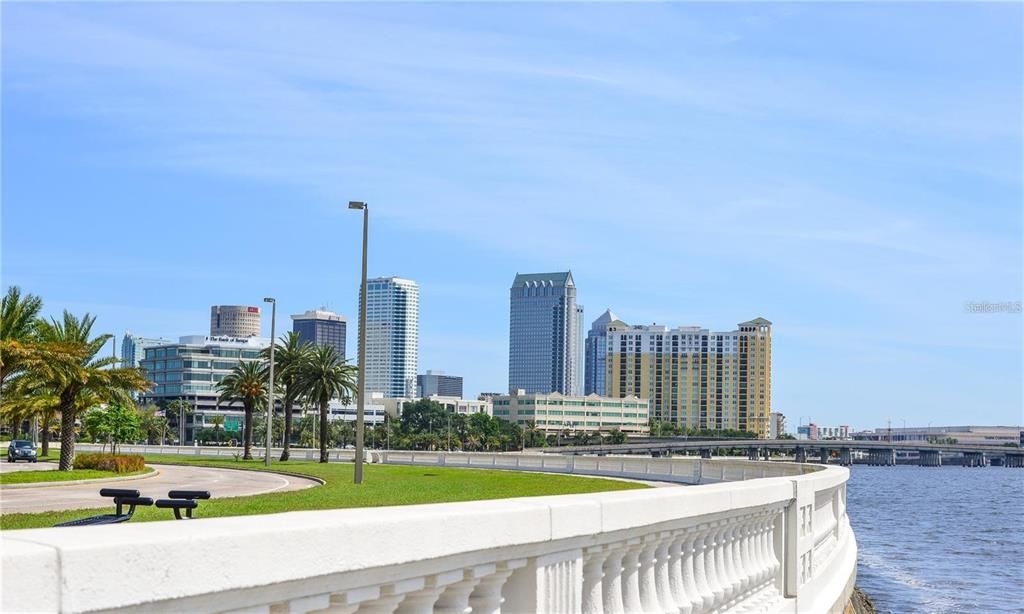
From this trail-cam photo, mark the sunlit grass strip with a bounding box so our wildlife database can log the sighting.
[0,455,647,530]
[0,466,153,485]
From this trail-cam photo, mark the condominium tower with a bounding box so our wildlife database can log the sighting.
[508,271,579,395]
[604,317,773,437]
[210,305,261,337]
[362,277,419,398]
[292,308,347,360]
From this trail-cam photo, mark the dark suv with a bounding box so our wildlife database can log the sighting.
[7,440,37,463]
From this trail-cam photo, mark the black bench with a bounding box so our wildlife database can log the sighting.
[54,489,153,527]
[155,490,211,519]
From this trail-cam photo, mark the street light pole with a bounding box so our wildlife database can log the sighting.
[349,201,369,484]
[263,297,276,468]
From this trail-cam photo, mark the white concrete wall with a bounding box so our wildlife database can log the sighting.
[2,449,855,614]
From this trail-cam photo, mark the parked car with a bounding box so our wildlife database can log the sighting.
[7,440,37,463]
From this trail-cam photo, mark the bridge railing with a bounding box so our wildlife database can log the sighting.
[2,450,855,614]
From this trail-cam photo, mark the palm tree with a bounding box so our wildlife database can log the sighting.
[216,360,266,460]
[262,332,312,461]
[294,345,356,463]
[166,399,194,444]
[210,414,225,432]
[0,286,43,390]
[35,312,149,470]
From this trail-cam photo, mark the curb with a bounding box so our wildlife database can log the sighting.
[0,467,159,490]
[146,462,326,486]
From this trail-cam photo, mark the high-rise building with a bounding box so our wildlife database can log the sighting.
[121,332,173,369]
[769,412,786,439]
[362,277,419,398]
[605,317,772,437]
[417,370,463,398]
[210,305,261,337]
[584,309,619,396]
[508,271,579,395]
[574,305,585,396]
[291,308,347,360]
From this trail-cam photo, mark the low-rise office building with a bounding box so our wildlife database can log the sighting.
[797,423,849,441]
[491,390,649,435]
[140,335,270,441]
[852,425,1022,447]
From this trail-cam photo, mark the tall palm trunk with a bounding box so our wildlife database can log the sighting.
[280,398,293,461]
[58,402,76,471]
[41,411,52,457]
[319,397,329,463]
[243,403,254,460]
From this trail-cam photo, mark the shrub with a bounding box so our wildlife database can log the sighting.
[74,453,145,473]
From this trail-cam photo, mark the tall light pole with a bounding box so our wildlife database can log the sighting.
[349,201,369,484]
[263,297,276,467]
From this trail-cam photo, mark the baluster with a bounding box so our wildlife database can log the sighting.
[756,512,773,587]
[653,532,678,614]
[726,520,745,603]
[711,525,730,609]
[698,525,720,611]
[312,586,381,614]
[733,517,753,603]
[468,560,524,614]
[435,565,492,614]
[394,570,463,614]
[621,540,645,614]
[667,532,691,614]
[638,535,663,613]
[356,578,424,614]
[601,542,627,614]
[680,532,703,614]
[582,547,611,614]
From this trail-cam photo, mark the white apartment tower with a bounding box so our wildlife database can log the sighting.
[361,277,420,398]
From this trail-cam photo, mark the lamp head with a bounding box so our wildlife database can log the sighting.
[348,201,366,210]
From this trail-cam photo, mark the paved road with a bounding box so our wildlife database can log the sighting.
[0,463,319,514]
[0,459,56,473]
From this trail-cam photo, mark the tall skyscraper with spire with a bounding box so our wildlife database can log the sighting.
[508,271,579,394]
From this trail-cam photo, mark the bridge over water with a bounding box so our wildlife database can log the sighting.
[546,438,1024,467]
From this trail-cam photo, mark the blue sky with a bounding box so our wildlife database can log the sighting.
[2,2,1021,429]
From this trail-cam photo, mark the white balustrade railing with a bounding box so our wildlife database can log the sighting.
[2,449,856,614]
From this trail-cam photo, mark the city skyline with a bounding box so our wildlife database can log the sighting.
[2,3,1020,428]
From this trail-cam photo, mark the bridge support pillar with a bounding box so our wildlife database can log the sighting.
[795,447,807,463]
[1007,454,1024,468]
[700,448,712,459]
[747,447,759,461]
[819,447,829,463]
[918,450,941,467]
[963,452,986,467]
[763,447,771,461]
[887,448,896,466]
[839,448,852,466]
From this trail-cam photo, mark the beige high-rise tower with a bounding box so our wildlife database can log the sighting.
[604,317,772,437]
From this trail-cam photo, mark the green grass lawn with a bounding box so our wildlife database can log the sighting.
[0,454,647,530]
[0,466,153,485]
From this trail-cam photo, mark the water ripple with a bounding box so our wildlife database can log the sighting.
[848,466,1024,614]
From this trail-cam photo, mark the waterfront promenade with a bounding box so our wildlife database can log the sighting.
[2,448,856,614]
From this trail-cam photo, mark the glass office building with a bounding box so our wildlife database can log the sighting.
[508,271,579,395]
[362,277,419,398]
[139,335,269,442]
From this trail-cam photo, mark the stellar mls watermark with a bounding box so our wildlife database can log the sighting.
[964,300,1022,314]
